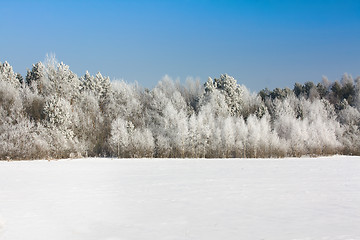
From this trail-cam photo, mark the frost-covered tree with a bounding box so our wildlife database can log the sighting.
[338,104,360,154]
[203,74,243,116]
[3,57,360,159]
[106,80,143,127]
[0,72,50,159]
[70,91,103,156]
[182,77,203,113]
[354,77,360,111]
[130,128,154,157]
[109,117,154,158]
[40,95,82,158]
[162,101,189,157]
[109,117,131,157]
[26,62,45,86]
[200,89,229,118]
[81,71,111,100]
[272,95,341,156]
[221,117,236,157]
[0,61,21,88]
[45,61,81,102]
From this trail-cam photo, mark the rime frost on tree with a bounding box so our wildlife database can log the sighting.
[204,77,215,93]
[163,101,188,157]
[234,117,248,157]
[145,76,194,157]
[353,77,360,111]
[187,110,212,158]
[50,62,80,101]
[0,61,20,88]
[81,71,111,99]
[2,56,360,159]
[131,128,154,157]
[210,74,244,116]
[26,62,45,86]
[221,117,236,157]
[202,74,265,118]
[107,80,143,127]
[202,89,229,117]
[71,91,104,156]
[109,117,154,157]
[43,96,74,139]
[273,95,341,156]
[109,117,130,157]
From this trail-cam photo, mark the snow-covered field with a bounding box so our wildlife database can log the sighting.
[0,156,360,240]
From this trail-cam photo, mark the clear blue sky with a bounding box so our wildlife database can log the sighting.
[1,0,360,91]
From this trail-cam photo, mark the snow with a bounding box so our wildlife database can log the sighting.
[0,156,360,240]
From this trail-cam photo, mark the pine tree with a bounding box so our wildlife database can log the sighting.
[0,61,20,88]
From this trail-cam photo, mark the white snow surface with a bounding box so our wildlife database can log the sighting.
[0,156,360,240]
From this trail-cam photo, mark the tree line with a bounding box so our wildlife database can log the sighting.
[1,57,360,159]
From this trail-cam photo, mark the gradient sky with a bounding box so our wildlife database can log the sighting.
[1,0,360,91]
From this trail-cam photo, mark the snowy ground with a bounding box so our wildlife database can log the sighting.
[0,156,360,240]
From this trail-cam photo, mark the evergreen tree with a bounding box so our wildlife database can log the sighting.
[0,61,21,88]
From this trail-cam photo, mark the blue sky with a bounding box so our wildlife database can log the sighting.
[1,0,360,91]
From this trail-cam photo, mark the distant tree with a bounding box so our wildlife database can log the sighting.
[0,61,21,88]
[109,117,131,157]
[43,96,74,139]
[81,71,111,101]
[331,81,342,100]
[354,77,360,111]
[203,74,243,116]
[16,73,24,85]
[340,73,355,105]
[303,82,315,96]
[293,83,303,97]
[26,62,45,86]
[316,82,328,99]
[259,88,271,101]
[3,57,360,159]
[270,87,292,100]
[221,117,236,157]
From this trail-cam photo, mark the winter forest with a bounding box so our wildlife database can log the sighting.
[1,57,360,160]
